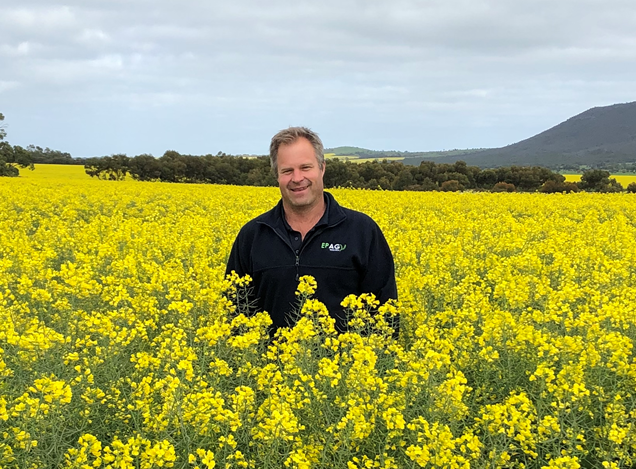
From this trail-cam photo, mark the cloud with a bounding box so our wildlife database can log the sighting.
[0,41,31,57]
[1,0,635,155]
[0,81,21,94]
[76,28,111,45]
[1,5,76,29]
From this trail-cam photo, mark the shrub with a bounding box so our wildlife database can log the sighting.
[492,182,516,192]
[539,180,580,193]
[599,179,624,193]
[578,169,610,191]
[440,179,463,192]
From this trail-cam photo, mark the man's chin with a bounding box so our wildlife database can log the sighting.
[289,198,311,207]
[284,193,314,208]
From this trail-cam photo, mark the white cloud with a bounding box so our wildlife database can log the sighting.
[0,0,635,155]
[0,81,21,93]
[88,54,124,70]
[0,5,76,30]
[77,28,110,44]
[0,41,31,57]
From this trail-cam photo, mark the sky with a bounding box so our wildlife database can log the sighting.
[1,0,635,157]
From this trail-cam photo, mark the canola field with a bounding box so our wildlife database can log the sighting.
[2,167,636,468]
[563,174,636,187]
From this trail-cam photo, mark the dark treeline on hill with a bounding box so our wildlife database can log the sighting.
[83,150,635,193]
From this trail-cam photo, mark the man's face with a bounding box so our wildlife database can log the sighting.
[276,137,325,211]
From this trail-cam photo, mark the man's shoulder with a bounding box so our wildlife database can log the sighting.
[341,206,376,225]
[238,206,278,235]
[326,192,376,225]
[331,200,378,229]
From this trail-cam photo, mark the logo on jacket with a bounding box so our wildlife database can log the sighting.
[321,242,347,252]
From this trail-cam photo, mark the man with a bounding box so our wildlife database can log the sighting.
[225,126,397,333]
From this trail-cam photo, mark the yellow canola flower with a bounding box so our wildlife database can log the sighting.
[3,170,636,468]
[541,455,581,469]
[295,275,317,297]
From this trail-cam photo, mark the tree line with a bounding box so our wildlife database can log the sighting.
[1,110,634,193]
[83,150,636,193]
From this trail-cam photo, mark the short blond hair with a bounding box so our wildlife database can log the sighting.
[269,127,325,176]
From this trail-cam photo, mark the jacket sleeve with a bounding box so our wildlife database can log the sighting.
[225,227,261,318]
[360,221,399,337]
[360,221,397,304]
[225,227,251,278]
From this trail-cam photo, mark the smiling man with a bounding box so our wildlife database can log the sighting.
[225,126,397,333]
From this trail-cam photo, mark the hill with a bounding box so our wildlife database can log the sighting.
[408,101,636,168]
[325,146,485,160]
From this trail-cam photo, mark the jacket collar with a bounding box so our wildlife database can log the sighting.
[257,191,347,232]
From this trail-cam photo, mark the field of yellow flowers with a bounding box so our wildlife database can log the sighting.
[2,166,636,468]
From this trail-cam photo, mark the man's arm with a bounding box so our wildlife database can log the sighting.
[225,228,250,278]
[360,222,397,303]
[225,228,261,317]
[360,221,399,337]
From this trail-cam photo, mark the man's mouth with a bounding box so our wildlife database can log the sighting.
[290,185,310,192]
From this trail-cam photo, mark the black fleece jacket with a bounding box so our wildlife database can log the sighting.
[225,192,397,332]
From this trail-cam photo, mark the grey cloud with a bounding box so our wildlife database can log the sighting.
[1,0,635,155]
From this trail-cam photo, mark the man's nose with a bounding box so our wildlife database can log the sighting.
[291,169,303,182]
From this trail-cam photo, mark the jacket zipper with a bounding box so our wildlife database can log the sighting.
[295,218,346,280]
[257,217,346,281]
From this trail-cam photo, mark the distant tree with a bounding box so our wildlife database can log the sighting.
[324,159,363,188]
[245,157,276,186]
[578,169,610,191]
[11,145,34,168]
[440,180,463,192]
[436,171,470,188]
[475,169,498,189]
[576,169,624,192]
[539,180,579,193]
[128,154,162,181]
[451,160,479,187]
[392,169,415,191]
[0,112,6,141]
[417,177,438,191]
[0,142,19,176]
[357,160,397,187]
[26,145,75,164]
[0,114,34,177]
[600,178,623,193]
[492,182,516,192]
[416,161,436,181]
[486,166,561,191]
[85,154,129,180]
[627,182,636,193]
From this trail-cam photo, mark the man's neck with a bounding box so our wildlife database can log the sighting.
[283,197,326,237]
